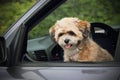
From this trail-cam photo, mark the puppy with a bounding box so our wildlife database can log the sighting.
[49,17,113,62]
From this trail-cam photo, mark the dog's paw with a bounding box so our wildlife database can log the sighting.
[64,59,70,62]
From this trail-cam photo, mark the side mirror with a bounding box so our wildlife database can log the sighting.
[0,37,6,63]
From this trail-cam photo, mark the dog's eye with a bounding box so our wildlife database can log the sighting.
[58,33,64,37]
[68,31,76,36]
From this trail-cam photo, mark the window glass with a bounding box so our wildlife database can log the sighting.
[26,0,120,63]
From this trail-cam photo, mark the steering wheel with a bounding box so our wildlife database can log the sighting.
[90,22,118,56]
[51,44,63,61]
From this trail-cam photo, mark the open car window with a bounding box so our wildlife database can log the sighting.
[24,0,120,63]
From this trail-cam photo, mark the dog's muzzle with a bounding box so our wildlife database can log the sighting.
[64,39,72,49]
[64,39,70,44]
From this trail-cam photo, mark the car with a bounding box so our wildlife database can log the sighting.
[0,0,120,80]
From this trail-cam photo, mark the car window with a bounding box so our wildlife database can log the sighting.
[25,0,120,63]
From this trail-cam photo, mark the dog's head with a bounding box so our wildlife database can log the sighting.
[49,17,90,50]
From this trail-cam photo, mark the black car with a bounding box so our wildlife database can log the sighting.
[0,0,120,80]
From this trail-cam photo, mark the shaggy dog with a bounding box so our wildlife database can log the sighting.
[49,17,113,62]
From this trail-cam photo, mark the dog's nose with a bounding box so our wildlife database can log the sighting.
[64,39,70,44]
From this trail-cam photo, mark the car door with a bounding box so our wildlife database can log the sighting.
[0,0,120,80]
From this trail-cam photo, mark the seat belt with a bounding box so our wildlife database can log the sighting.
[115,31,120,61]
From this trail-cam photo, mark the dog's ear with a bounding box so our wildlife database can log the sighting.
[49,25,56,42]
[76,20,90,38]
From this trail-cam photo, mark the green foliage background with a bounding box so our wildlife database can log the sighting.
[0,0,120,39]
[0,0,37,35]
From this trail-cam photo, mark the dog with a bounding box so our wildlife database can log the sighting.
[49,17,113,62]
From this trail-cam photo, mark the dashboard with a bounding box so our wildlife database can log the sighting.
[27,34,63,61]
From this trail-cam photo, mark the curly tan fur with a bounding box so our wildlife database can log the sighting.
[49,17,113,62]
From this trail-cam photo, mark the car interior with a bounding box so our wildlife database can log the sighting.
[24,22,120,63]
[22,0,120,63]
